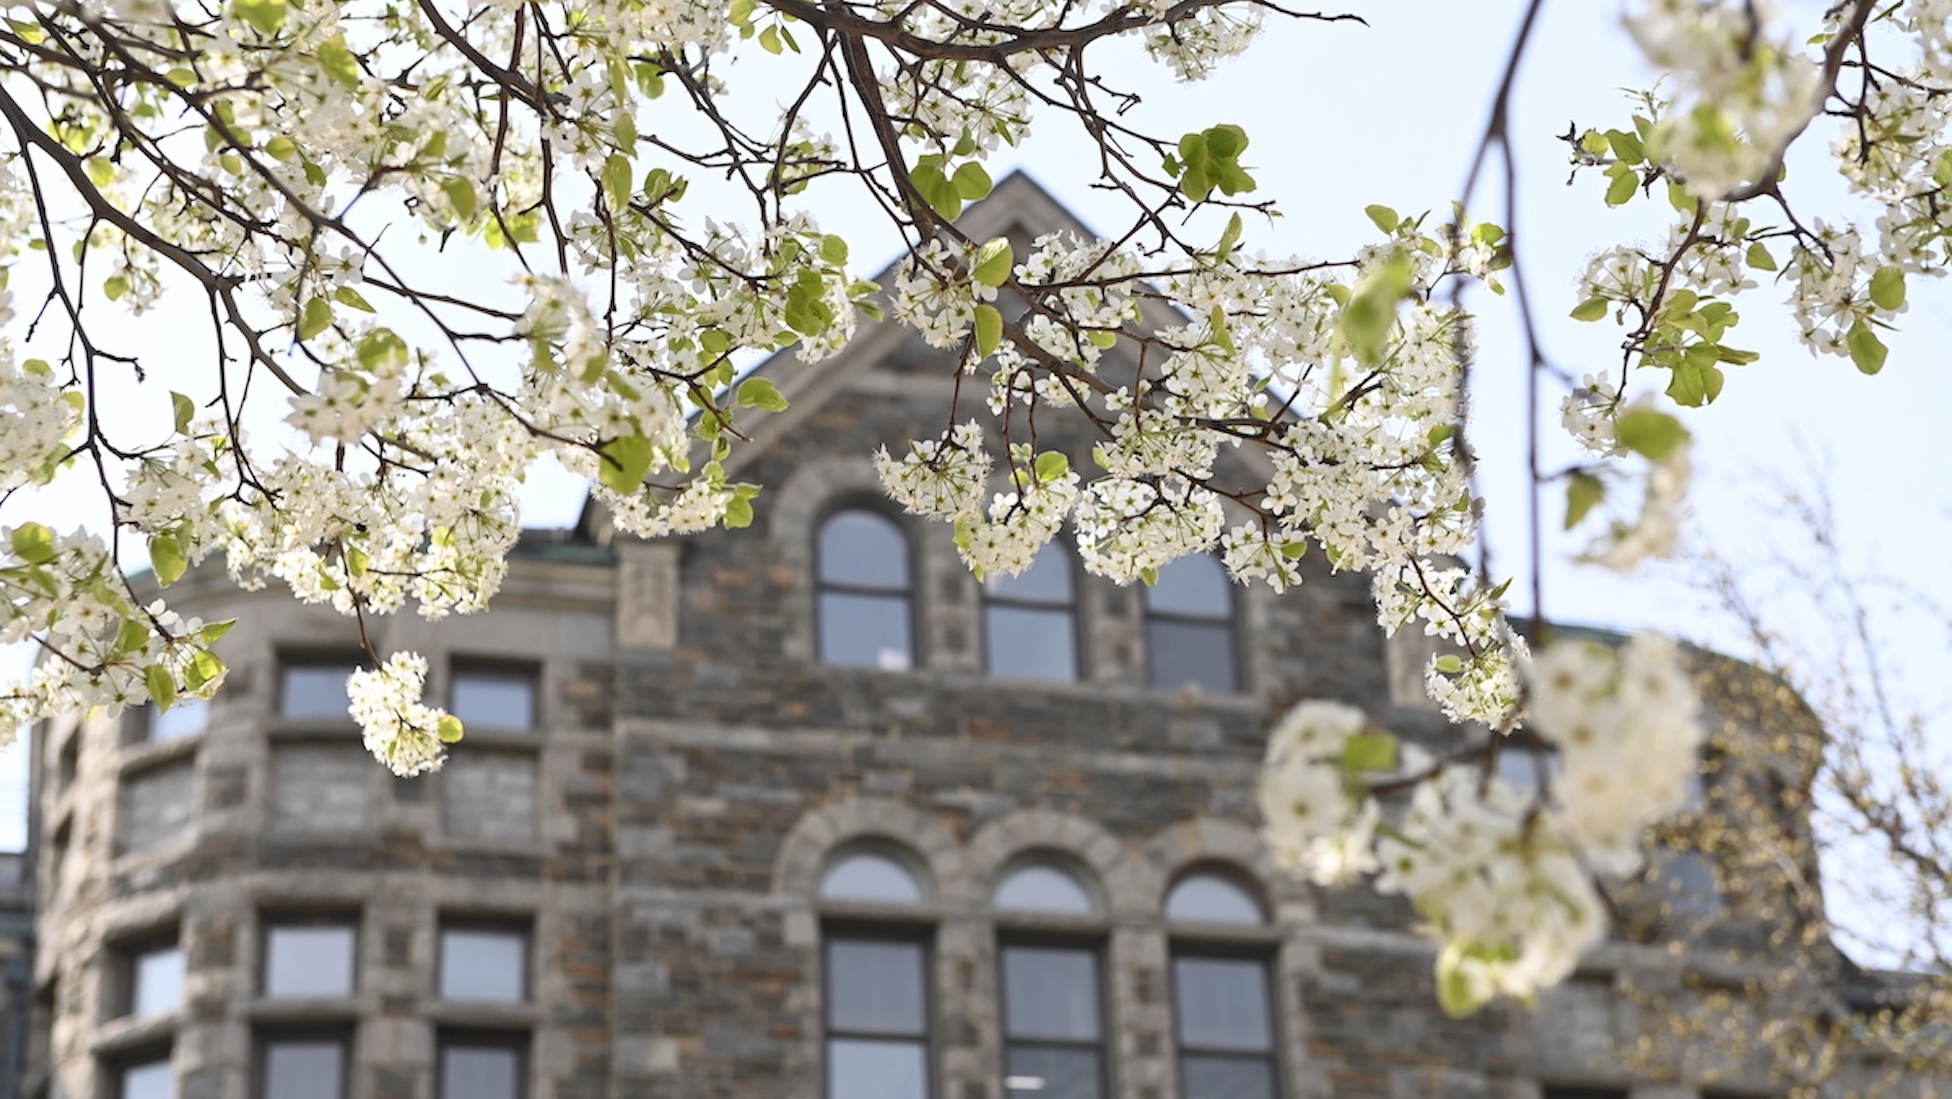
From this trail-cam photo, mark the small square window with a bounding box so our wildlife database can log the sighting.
[145,698,208,742]
[439,1033,527,1099]
[450,666,538,732]
[261,1033,348,1099]
[439,926,528,1003]
[118,940,184,1018]
[114,1053,172,1099]
[264,922,356,998]
[280,661,360,720]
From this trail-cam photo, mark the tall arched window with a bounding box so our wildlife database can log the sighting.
[1166,871,1279,1099]
[819,844,934,1099]
[984,543,1078,682]
[817,509,914,670]
[994,857,1106,1099]
[1144,554,1238,692]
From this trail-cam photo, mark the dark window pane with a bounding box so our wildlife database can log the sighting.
[440,929,526,1002]
[121,1059,172,1099]
[441,1046,520,1099]
[451,673,536,731]
[988,545,1073,603]
[1181,1054,1277,1099]
[820,853,924,904]
[148,698,207,741]
[984,607,1077,681]
[828,1038,928,1099]
[819,512,909,588]
[1004,1046,1102,1099]
[994,866,1094,915]
[1165,876,1262,925]
[264,1040,344,1099]
[1146,620,1236,692]
[132,945,185,1015]
[1173,958,1272,1051]
[1146,555,1231,616]
[828,940,926,1035]
[265,926,354,997]
[281,666,356,719]
[819,593,912,670]
[1002,947,1099,1041]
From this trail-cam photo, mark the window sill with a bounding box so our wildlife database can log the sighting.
[426,1001,542,1028]
[91,1010,177,1056]
[118,734,201,776]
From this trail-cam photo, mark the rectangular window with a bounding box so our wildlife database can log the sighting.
[115,1053,172,1099]
[117,938,184,1018]
[280,661,360,720]
[1172,953,1277,1099]
[261,1033,348,1099]
[439,924,528,1002]
[450,665,539,732]
[264,922,356,998]
[145,698,209,742]
[439,1033,527,1099]
[826,933,930,1099]
[1000,943,1104,1099]
[1541,1089,1629,1099]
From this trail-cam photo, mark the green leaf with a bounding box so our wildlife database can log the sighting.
[171,391,195,434]
[971,238,1013,288]
[598,434,655,493]
[735,377,789,412]
[1207,305,1235,354]
[1433,654,1464,674]
[10,523,55,564]
[145,664,176,714]
[200,619,237,644]
[85,157,115,188]
[1569,298,1608,322]
[1869,266,1906,311]
[1335,253,1411,366]
[729,0,754,24]
[1564,472,1605,530]
[297,297,332,341]
[602,154,633,213]
[149,532,188,586]
[1604,128,1644,164]
[1203,123,1248,160]
[184,650,224,691]
[1034,450,1069,483]
[722,494,754,529]
[758,24,782,53]
[1213,212,1243,264]
[115,616,149,657]
[819,234,849,265]
[357,329,409,372]
[1364,205,1400,234]
[233,0,286,35]
[316,36,359,88]
[973,303,1003,358]
[1341,732,1398,774]
[1615,409,1690,461]
[1846,319,1888,375]
[952,161,993,202]
[1665,357,1724,407]
[1934,149,1952,189]
[440,177,477,223]
[1604,162,1637,207]
[1745,242,1777,272]
[437,713,465,743]
[334,285,376,312]
[103,275,128,302]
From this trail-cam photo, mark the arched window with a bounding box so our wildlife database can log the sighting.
[1144,554,1238,692]
[994,857,1106,1099]
[1164,872,1264,925]
[1167,871,1278,1099]
[994,861,1097,916]
[817,509,914,670]
[984,543,1078,681]
[818,843,934,1099]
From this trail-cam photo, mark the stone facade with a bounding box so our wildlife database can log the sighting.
[20,176,1901,1099]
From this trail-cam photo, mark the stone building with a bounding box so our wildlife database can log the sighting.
[20,175,1888,1099]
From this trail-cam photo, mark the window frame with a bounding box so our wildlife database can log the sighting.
[256,1027,353,1099]
[995,933,1112,1099]
[813,505,919,671]
[276,654,367,723]
[105,1044,173,1099]
[260,915,359,1000]
[1166,942,1283,1099]
[437,919,532,1004]
[436,1028,531,1099]
[980,540,1082,682]
[447,660,542,733]
[107,928,184,1021]
[821,921,936,1099]
[1141,554,1241,693]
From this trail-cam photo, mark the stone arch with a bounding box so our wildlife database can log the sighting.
[774,798,969,909]
[1145,817,1289,918]
[967,809,1147,918]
